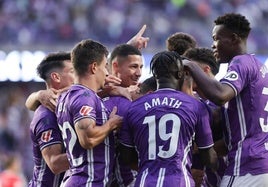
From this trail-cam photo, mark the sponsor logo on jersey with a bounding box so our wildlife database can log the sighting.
[41,130,53,142]
[224,71,238,81]
[79,106,93,116]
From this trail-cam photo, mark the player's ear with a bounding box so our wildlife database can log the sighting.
[51,72,60,83]
[112,60,119,73]
[177,70,184,79]
[231,33,241,44]
[91,62,97,74]
[203,65,211,74]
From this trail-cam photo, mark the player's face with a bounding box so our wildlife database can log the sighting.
[116,55,143,87]
[59,60,75,88]
[212,25,234,64]
[97,56,109,89]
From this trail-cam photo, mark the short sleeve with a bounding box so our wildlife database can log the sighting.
[194,101,214,149]
[35,112,62,150]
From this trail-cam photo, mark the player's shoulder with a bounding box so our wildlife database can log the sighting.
[103,95,131,103]
[34,105,56,121]
[65,85,98,107]
[31,110,58,135]
[232,54,261,67]
[70,84,95,97]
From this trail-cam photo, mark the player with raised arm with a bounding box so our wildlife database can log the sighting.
[25,25,149,112]
[103,44,143,187]
[56,39,122,187]
[28,52,73,186]
[184,13,268,187]
[119,51,218,187]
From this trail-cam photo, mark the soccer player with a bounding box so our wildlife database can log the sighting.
[131,76,157,100]
[165,32,198,96]
[119,51,218,187]
[56,39,122,186]
[184,47,227,187]
[25,25,149,112]
[28,52,73,186]
[104,43,143,186]
[184,13,268,186]
[166,32,197,55]
[166,33,208,186]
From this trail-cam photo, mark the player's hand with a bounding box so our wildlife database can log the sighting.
[38,88,58,112]
[110,86,132,100]
[130,84,141,101]
[105,75,122,86]
[182,59,194,72]
[127,24,149,50]
[108,106,123,130]
[191,169,205,187]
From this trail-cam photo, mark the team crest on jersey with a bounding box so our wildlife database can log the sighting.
[223,71,238,81]
[79,106,93,116]
[41,130,53,142]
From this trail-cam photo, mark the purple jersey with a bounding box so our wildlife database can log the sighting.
[220,54,268,176]
[29,105,64,187]
[56,85,115,187]
[191,100,227,187]
[103,96,136,186]
[119,88,214,187]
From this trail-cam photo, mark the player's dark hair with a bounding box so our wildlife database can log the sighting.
[71,39,109,76]
[150,51,184,81]
[109,44,142,64]
[166,32,197,55]
[37,52,71,81]
[214,13,251,39]
[184,47,219,75]
[140,76,157,94]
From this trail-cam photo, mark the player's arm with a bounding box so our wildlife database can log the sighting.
[198,147,218,171]
[41,144,69,174]
[209,106,228,157]
[183,60,235,105]
[75,107,122,149]
[213,139,228,157]
[118,143,138,171]
[25,88,58,111]
[98,85,132,100]
[97,75,132,99]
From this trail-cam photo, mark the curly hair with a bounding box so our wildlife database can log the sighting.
[184,47,219,76]
[214,13,251,39]
[150,51,184,79]
[166,32,197,55]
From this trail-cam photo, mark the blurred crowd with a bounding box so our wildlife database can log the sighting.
[0,0,267,54]
[0,0,268,184]
[0,82,44,183]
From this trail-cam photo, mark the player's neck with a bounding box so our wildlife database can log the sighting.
[76,76,99,92]
[158,83,177,90]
